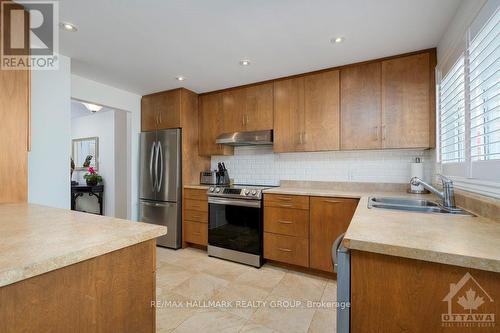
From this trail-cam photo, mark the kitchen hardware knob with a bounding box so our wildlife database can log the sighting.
[215,188,221,193]
[209,187,215,192]
[244,190,250,195]
[251,190,257,196]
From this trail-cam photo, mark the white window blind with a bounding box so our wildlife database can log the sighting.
[439,56,465,163]
[438,3,500,195]
[469,8,500,161]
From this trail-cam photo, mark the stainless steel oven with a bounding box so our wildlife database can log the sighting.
[207,185,267,267]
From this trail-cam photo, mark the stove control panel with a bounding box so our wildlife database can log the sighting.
[207,186,265,200]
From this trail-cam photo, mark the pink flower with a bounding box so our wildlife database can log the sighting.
[88,167,95,174]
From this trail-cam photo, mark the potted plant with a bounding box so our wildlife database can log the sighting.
[83,167,102,186]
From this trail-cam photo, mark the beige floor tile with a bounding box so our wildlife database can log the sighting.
[173,310,247,333]
[156,263,194,291]
[248,306,316,333]
[308,309,336,333]
[156,291,195,332]
[212,282,270,319]
[174,272,231,301]
[321,280,337,302]
[235,266,286,291]
[238,323,279,332]
[266,271,328,303]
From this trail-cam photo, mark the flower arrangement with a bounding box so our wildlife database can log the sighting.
[83,167,102,186]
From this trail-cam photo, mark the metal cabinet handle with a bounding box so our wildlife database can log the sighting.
[278,220,293,224]
[323,199,341,204]
[373,126,379,141]
[277,203,293,207]
[276,197,292,201]
[278,248,292,252]
[382,125,387,141]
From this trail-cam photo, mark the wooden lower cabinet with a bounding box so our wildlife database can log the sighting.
[309,197,358,272]
[183,188,209,247]
[264,232,309,267]
[184,221,208,245]
[0,240,156,333]
[263,194,357,272]
[351,250,500,333]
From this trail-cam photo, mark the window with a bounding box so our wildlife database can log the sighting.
[438,5,500,196]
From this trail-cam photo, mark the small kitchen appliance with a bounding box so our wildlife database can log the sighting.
[200,170,217,185]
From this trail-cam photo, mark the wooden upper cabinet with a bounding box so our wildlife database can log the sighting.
[381,53,431,148]
[273,77,305,152]
[222,83,273,132]
[141,90,181,131]
[303,70,340,151]
[309,197,358,272]
[198,93,233,156]
[341,62,382,150]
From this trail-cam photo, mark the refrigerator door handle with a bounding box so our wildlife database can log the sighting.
[157,141,163,192]
[154,141,160,192]
[149,141,156,192]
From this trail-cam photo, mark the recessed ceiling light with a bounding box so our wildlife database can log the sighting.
[239,59,251,66]
[60,22,78,32]
[81,102,103,113]
[331,37,345,44]
[176,76,185,81]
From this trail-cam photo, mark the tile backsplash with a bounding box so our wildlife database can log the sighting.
[211,146,434,186]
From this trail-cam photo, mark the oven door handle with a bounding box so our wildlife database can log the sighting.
[208,197,261,208]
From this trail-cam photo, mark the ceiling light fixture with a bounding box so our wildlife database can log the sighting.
[82,102,103,113]
[331,37,345,44]
[60,22,78,32]
[176,76,185,81]
[239,59,251,66]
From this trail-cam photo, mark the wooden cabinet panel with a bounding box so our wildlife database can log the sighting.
[141,95,157,132]
[351,250,500,333]
[264,232,309,267]
[185,199,208,212]
[222,83,273,132]
[309,197,358,272]
[156,89,181,129]
[273,78,305,152]
[303,70,340,151]
[198,93,233,156]
[184,210,208,223]
[184,221,208,245]
[264,207,309,238]
[264,194,310,210]
[382,53,431,148]
[0,64,29,203]
[184,188,208,201]
[341,62,382,149]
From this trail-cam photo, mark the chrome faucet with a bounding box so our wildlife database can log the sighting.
[410,174,456,208]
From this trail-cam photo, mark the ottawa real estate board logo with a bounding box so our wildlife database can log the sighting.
[1,1,59,70]
[441,272,495,328]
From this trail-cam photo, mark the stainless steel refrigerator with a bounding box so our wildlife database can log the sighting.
[139,128,182,248]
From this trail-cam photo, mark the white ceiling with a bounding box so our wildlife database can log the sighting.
[60,0,461,95]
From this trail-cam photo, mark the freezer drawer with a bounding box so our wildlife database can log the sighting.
[139,199,181,249]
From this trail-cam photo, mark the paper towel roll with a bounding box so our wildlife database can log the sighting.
[410,162,424,192]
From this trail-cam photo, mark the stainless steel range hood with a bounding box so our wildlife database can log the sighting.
[215,130,273,146]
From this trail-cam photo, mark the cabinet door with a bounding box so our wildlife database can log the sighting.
[198,93,233,156]
[309,197,358,272]
[382,53,431,148]
[341,63,382,149]
[141,95,157,132]
[303,70,340,151]
[223,83,273,133]
[156,90,181,129]
[244,83,273,131]
[273,77,305,152]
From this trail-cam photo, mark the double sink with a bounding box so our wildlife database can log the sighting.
[368,197,474,216]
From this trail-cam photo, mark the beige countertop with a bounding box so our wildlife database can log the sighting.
[0,203,167,287]
[263,182,500,273]
[184,184,210,190]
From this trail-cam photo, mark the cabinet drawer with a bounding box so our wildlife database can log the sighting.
[184,221,208,245]
[264,194,309,210]
[264,232,309,267]
[264,207,309,237]
[184,209,208,223]
[185,199,208,212]
[184,188,208,201]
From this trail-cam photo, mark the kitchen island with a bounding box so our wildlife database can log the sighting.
[0,203,167,333]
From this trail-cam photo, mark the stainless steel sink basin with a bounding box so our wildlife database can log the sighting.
[368,197,474,216]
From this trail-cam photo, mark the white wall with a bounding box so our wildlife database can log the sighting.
[114,110,130,219]
[71,75,141,220]
[212,147,432,186]
[72,110,116,216]
[29,55,72,209]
